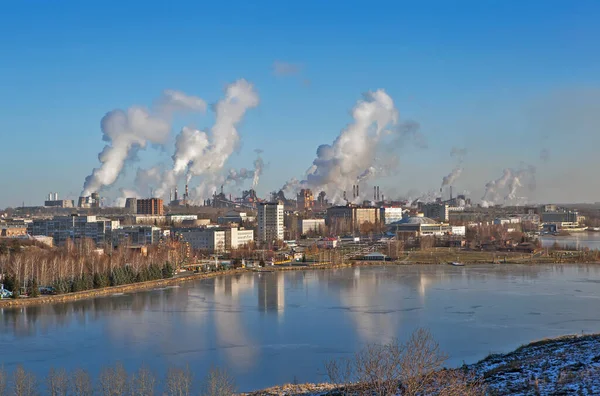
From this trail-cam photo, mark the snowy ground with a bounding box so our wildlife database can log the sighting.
[469,333,600,395]
[243,334,600,395]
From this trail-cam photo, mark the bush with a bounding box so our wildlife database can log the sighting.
[162,262,174,279]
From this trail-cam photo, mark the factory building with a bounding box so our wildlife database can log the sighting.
[257,202,284,243]
[137,198,164,215]
[44,193,74,208]
[540,208,582,224]
[112,225,162,247]
[326,205,381,234]
[297,189,314,211]
[125,198,138,213]
[77,192,101,208]
[28,215,120,246]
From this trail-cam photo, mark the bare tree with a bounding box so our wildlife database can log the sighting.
[200,366,235,396]
[70,369,93,396]
[131,365,156,396]
[400,328,448,396]
[165,365,193,396]
[46,368,69,396]
[99,362,129,396]
[12,365,37,396]
[354,340,403,395]
[324,357,353,395]
[0,365,6,396]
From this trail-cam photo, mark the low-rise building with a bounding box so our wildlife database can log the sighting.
[389,216,465,237]
[317,237,338,249]
[27,215,120,246]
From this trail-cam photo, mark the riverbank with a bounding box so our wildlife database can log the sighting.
[242,333,600,395]
[2,250,597,308]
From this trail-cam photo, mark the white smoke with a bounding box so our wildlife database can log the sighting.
[290,89,400,203]
[442,168,463,188]
[481,165,536,207]
[81,90,207,196]
[170,79,259,194]
[441,147,467,189]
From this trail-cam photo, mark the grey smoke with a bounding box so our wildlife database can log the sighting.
[450,147,468,162]
[225,149,265,189]
[82,90,207,196]
[481,165,536,207]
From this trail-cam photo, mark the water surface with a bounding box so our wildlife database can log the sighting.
[1,264,600,391]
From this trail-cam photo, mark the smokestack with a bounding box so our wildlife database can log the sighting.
[450,186,453,201]
[377,186,380,201]
[356,185,359,197]
[343,191,347,202]
[48,193,52,201]
[382,194,384,202]
[54,192,59,201]
[374,186,377,201]
[175,187,178,201]
[221,185,224,195]
[185,184,189,199]
[353,185,356,199]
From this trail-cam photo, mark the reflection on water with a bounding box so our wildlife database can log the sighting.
[541,232,600,250]
[2,264,600,391]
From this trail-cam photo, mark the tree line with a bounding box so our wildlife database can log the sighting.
[0,363,234,396]
[0,238,186,298]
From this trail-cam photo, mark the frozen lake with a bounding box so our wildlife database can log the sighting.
[2,264,600,391]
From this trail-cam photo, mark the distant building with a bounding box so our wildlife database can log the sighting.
[125,198,138,213]
[422,203,449,222]
[326,205,381,234]
[112,225,162,247]
[299,218,326,235]
[137,198,164,215]
[389,216,465,237]
[380,206,405,224]
[218,210,251,225]
[297,189,314,211]
[541,208,581,224]
[317,237,338,249]
[257,202,284,243]
[176,226,253,252]
[166,214,198,224]
[493,217,521,226]
[44,200,74,208]
[0,226,27,237]
[28,215,120,246]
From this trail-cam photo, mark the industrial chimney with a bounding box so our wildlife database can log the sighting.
[356,185,359,197]
[374,186,377,201]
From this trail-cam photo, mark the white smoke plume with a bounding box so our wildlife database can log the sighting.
[442,168,463,188]
[289,89,401,203]
[481,165,536,207]
[441,147,467,189]
[81,90,207,197]
[171,79,259,187]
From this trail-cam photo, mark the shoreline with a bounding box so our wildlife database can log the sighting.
[1,257,598,309]
[242,333,600,395]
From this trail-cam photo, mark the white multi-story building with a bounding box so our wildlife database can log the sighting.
[299,218,326,235]
[176,226,254,252]
[177,228,226,252]
[258,202,284,244]
[226,227,254,249]
[380,206,405,224]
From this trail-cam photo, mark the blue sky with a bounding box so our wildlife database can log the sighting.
[1,0,600,207]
